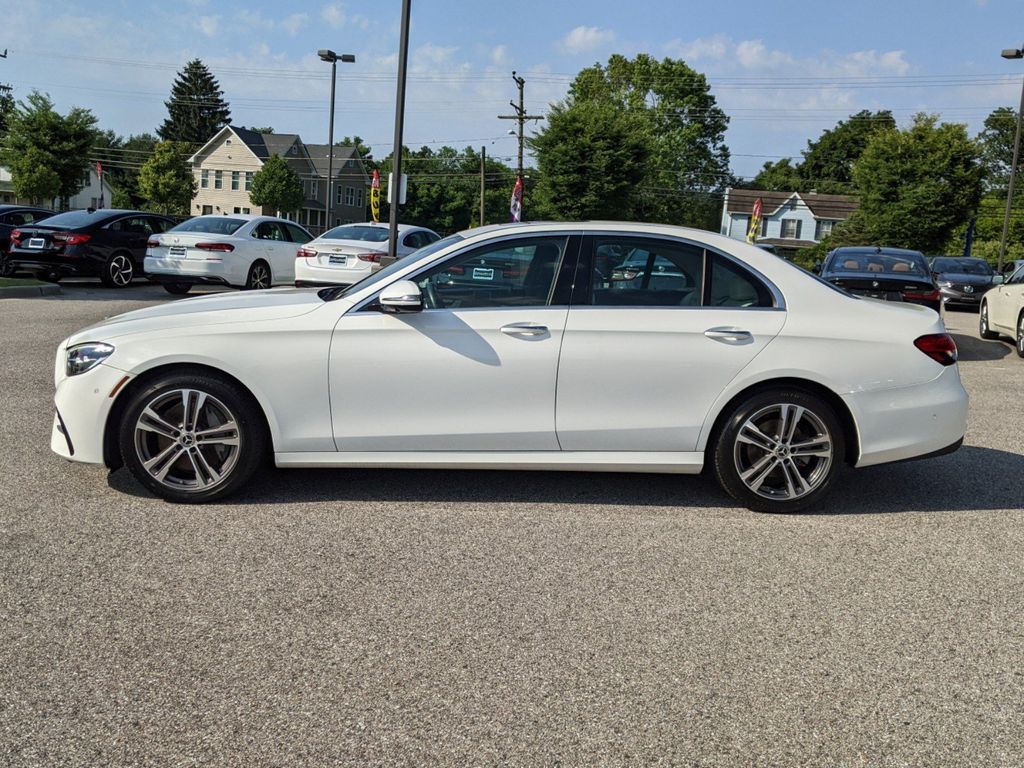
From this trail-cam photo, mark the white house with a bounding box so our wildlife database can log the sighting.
[720,188,858,257]
[0,165,114,210]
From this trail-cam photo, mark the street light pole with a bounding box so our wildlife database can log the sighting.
[388,0,412,262]
[318,49,355,232]
[999,46,1024,274]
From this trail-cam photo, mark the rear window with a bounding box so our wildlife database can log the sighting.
[31,210,111,229]
[321,225,390,243]
[170,217,247,235]
[829,252,928,276]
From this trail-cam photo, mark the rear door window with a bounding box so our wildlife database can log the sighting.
[588,237,704,307]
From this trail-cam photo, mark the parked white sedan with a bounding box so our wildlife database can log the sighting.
[52,222,968,512]
[145,215,313,294]
[294,222,440,287]
[979,262,1024,356]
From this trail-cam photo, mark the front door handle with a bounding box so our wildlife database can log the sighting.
[500,323,549,337]
[704,326,753,343]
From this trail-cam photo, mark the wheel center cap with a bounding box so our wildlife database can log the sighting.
[179,433,195,447]
[775,445,790,458]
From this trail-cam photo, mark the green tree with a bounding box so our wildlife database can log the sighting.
[138,141,196,214]
[840,114,983,253]
[534,53,730,228]
[799,110,896,192]
[749,158,803,191]
[0,91,97,207]
[8,147,61,203]
[249,154,304,215]
[244,126,274,134]
[529,101,649,220]
[978,106,1020,191]
[158,59,231,146]
[0,84,14,140]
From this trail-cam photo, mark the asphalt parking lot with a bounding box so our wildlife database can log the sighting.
[2,282,1022,766]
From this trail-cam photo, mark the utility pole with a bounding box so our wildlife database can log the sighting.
[387,0,412,263]
[999,72,1024,274]
[479,145,486,227]
[498,71,544,180]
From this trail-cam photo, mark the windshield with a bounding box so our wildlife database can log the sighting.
[170,217,247,235]
[932,257,993,276]
[321,225,390,243]
[828,252,928,276]
[320,233,466,301]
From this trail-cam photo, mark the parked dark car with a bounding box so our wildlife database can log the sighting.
[819,246,941,312]
[7,209,177,287]
[0,205,56,276]
[929,256,1000,310]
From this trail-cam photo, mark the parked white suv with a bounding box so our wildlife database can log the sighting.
[295,222,440,287]
[145,215,313,294]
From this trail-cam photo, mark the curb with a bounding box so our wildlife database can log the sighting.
[0,284,63,298]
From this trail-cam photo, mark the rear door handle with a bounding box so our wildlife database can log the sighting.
[704,326,753,343]
[500,323,549,337]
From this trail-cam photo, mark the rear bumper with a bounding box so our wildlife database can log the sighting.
[144,256,238,286]
[295,260,375,287]
[145,272,232,287]
[846,365,968,468]
[9,256,97,278]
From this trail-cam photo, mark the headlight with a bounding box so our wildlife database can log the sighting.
[66,343,115,376]
[938,281,953,288]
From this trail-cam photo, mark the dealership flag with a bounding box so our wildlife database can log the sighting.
[510,175,523,222]
[96,161,105,209]
[370,169,381,223]
[746,197,762,243]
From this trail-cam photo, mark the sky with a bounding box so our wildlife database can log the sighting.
[2,0,1023,182]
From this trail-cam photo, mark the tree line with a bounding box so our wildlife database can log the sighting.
[1,54,1021,261]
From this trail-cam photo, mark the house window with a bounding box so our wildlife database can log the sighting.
[202,205,213,215]
[245,172,253,191]
[231,171,240,191]
[731,215,748,238]
[780,219,802,239]
[355,187,364,207]
[815,220,836,240]
[311,179,319,198]
[214,170,223,189]
[336,186,344,205]
[761,217,769,238]
[233,206,252,214]
[201,169,209,188]
[344,186,356,206]
[83,170,91,185]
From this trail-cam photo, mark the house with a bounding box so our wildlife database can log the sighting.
[188,126,369,233]
[0,165,115,210]
[720,188,858,258]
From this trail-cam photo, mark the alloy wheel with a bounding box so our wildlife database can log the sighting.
[733,403,834,501]
[1018,315,1024,357]
[981,305,988,335]
[249,263,270,289]
[109,254,134,286]
[133,388,241,491]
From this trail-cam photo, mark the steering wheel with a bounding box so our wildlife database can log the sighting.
[422,278,442,310]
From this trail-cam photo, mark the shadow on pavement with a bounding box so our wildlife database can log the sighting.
[106,444,1024,515]
[950,332,1012,362]
[36,281,231,303]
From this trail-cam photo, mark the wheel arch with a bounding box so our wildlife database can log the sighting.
[701,377,860,468]
[103,362,275,469]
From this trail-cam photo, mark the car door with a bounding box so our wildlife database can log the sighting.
[399,230,424,257]
[554,234,786,452]
[252,221,295,284]
[992,266,1024,331]
[329,234,578,451]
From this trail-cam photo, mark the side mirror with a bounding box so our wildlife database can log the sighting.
[379,280,423,313]
[811,261,822,274]
[993,274,1005,285]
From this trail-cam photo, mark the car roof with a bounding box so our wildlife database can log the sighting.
[830,245,925,258]
[0,204,53,212]
[328,221,432,232]
[192,214,304,225]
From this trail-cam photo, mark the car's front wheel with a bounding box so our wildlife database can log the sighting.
[101,252,135,288]
[1017,313,1024,359]
[118,371,267,502]
[711,389,845,513]
[979,301,999,340]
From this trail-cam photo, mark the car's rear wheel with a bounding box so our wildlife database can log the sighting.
[101,252,135,288]
[244,260,271,290]
[979,301,999,340]
[0,251,13,277]
[1016,313,1024,358]
[712,389,845,513]
[163,282,192,295]
[118,372,267,503]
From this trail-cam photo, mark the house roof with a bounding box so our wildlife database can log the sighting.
[757,237,819,249]
[303,144,362,179]
[726,188,858,220]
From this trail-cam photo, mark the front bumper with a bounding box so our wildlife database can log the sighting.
[940,287,987,306]
[51,362,131,465]
[845,364,968,468]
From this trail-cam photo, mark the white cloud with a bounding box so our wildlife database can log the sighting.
[197,15,219,37]
[416,43,459,66]
[664,35,730,62]
[559,26,615,55]
[281,13,309,36]
[350,14,370,30]
[491,44,508,66]
[238,10,274,31]
[322,3,346,28]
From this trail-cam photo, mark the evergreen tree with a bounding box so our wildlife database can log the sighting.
[158,59,231,146]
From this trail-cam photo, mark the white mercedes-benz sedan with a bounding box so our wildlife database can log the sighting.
[52,222,968,513]
[144,215,313,295]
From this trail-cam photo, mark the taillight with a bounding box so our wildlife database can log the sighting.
[502,269,524,279]
[447,265,465,275]
[147,239,160,248]
[52,231,91,246]
[903,289,940,302]
[914,334,958,366]
[195,242,234,252]
[10,228,22,245]
[357,251,386,263]
[296,247,317,259]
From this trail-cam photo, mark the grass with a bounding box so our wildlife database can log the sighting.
[0,277,47,288]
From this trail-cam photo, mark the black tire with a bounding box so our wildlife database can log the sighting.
[711,388,845,514]
[0,251,13,277]
[118,371,268,503]
[163,282,192,295]
[100,251,135,288]
[40,272,61,284]
[979,301,999,340]
[1016,312,1024,359]
[244,260,272,290]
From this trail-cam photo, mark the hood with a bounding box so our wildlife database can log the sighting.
[67,288,327,344]
[935,272,997,285]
